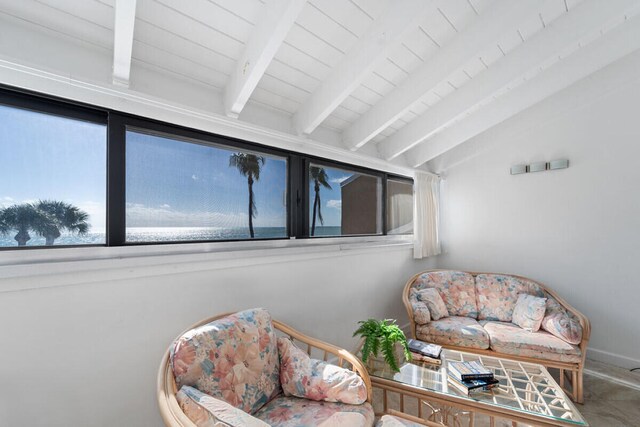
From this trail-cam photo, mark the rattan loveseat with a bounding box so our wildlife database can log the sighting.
[403,270,590,403]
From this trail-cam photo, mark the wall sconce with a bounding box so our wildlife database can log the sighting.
[510,159,569,175]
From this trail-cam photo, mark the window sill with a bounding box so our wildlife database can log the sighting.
[0,235,414,293]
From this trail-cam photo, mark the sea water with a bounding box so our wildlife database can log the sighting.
[0,226,343,247]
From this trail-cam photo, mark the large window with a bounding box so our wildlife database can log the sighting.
[0,88,413,250]
[308,163,382,237]
[0,101,106,247]
[125,130,287,242]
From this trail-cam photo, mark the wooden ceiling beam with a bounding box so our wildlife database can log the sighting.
[343,0,543,151]
[381,0,640,161]
[112,0,137,87]
[224,0,307,118]
[406,12,640,167]
[292,0,432,136]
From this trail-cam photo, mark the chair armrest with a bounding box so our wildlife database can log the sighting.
[273,319,373,403]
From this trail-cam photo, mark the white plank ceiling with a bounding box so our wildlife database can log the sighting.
[0,0,639,170]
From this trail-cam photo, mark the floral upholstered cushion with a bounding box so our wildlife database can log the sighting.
[170,308,281,415]
[516,278,547,298]
[254,395,375,427]
[413,271,478,318]
[411,301,431,325]
[512,294,547,332]
[540,298,583,345]
[416,316,490,349]
[176,386,269,427]
[482,321,582,363]
[277,337,367,405]
[475,274,528,322]
[415,288,449,321]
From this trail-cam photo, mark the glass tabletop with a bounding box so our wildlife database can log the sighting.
[368,349,587,425]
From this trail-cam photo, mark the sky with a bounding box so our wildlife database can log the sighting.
[308,165,352,227]
[126,131,287,228]
[0,104,107,230]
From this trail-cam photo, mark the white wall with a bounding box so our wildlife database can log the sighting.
[430,53,640,369]
[0,245,433,427]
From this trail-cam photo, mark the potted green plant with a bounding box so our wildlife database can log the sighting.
[353,318,411,372]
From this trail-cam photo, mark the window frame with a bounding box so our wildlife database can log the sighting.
[0,86,413,250]
[113,114,293,246]
[0,88,108,251]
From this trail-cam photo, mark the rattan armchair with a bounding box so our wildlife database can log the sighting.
[157,311,373,427]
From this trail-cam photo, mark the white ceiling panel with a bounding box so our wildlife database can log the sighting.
[206,0,264,25]
[348,0,389,21]
[284,24,344,69]
[264,59,319,94]
[0,0,112,48]
[134,19,236,74]
[136,0,245,61]
[374,59,409,87]
[250,86,300,115]
[37,0,114,29]
[258,73,309,104]
[272,42,332,81]
[152,0,254,44]
[401,27,439,62]
[308,0,373,36]
[295,3,359,55]
[351,84,384,106]
[0,0,631,168]
[341,95,371,114]
[437,0,477,32]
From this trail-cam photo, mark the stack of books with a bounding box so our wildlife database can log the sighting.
[447,361,499,396]
[407,339,442,365]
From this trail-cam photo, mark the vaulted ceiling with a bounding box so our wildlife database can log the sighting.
[1,0,639,172]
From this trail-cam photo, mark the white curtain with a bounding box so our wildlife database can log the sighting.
[413,171,441,259]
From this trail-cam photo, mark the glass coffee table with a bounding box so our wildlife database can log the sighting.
[368,349,587,426]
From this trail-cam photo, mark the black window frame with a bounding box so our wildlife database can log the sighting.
[0,87,108,251]
[116,115,293,245]
[0,85,413,250]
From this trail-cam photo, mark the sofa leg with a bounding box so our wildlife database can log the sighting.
[576,368,584,404]
[559,368,565,389]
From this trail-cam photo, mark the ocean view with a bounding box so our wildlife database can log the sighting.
[0,226,343,247]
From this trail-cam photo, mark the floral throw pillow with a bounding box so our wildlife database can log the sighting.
[416,288,449,321]
[411,301,431,325]
[277,337,367,405]
[511,294,547,332]
[540,298,583,345]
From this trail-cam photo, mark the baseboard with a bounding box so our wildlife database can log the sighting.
[583,367,640,392]
[587,347,640,370]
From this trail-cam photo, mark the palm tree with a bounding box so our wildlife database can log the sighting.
[0,204,49,246]
[0,214,8,236]
[309,166,332,236]
[229,153,265,238]
[35,200,89,245]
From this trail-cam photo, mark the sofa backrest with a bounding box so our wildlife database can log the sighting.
[411,270,478,318]
[170,308,281,415]
[475,273,545,322]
